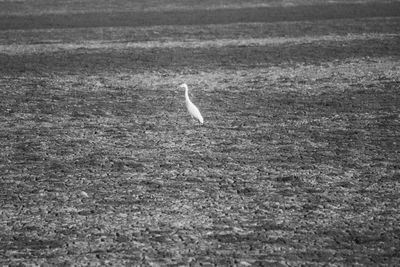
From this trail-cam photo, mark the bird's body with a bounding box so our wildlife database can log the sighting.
[180,83,204,124]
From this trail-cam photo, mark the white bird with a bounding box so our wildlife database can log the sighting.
[179,83,204,124]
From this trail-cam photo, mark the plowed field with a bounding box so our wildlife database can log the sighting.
[1,0,400,265]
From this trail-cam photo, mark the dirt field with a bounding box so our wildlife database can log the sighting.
[1,0,400,266]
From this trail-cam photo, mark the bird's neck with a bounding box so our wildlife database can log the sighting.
[185,87,190,101]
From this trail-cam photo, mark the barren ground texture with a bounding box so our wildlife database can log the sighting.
[0,0,400,266]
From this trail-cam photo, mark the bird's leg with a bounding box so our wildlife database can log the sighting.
[186,115,192,127]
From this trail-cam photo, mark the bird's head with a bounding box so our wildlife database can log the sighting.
[179,83,188,90]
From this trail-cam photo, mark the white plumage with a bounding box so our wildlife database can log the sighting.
[179,83,204,124]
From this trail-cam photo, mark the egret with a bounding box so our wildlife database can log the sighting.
[179,83,204,124]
